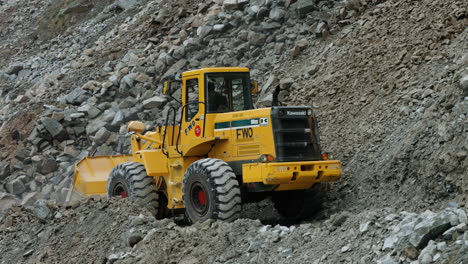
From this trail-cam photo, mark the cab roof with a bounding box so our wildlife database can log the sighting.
[182,67,250,77]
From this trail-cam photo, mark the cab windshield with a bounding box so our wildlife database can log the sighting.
[205,72,254,113]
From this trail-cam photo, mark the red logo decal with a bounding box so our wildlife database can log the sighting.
[194,125,201,137]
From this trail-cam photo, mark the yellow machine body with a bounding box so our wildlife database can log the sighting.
[73,67,342,209]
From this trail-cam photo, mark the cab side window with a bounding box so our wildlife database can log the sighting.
[186,78,199,121]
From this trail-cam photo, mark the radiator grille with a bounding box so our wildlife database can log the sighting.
[271,107,322,162]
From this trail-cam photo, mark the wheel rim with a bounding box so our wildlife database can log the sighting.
[112,183,128,198]
[190,182,209,216]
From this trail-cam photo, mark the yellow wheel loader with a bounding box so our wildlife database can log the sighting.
[73,67,342,222]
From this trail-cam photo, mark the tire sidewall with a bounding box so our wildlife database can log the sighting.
[107,166,131,197]
[183,170,216,223]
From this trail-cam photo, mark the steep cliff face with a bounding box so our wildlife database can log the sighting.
[0,0,467,262]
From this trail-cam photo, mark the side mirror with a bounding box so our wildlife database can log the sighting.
[251,80,259,94]
[128,121,145,133]
[163,81,172,95]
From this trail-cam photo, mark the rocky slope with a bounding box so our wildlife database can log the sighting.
[0,0,467,263]
[0,198,467,263]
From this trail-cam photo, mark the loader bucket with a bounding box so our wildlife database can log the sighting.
[72,155,133,198]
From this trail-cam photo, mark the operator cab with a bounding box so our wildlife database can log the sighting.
[161,67,258,154]
[205,72,254,113]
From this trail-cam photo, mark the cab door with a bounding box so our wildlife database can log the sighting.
[179,75,207,155]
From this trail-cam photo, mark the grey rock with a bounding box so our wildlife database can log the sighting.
[116,0,138,10]
[0,161,10,181]
[111,111,125,128]
[456,223,467,232]
[143,96,166,109]
[40,159,57,174]
[437,241,447,251]
[269,7,286,21]
[341,245,350,253]
[307,65,320,75]
[6,63,23,75]
[279,78,294,89]
[376,253,397,264]
[294,0,316,16]
[213,24,225,32]
[197,26,213,39]
[382,235,399,250]
[248,31,267,46]
[460,74,468,95]
[119,97,138,109]
[261,21,282,30]
[248,241,262,252]
[419,241,437,260]
[6,178,26,195]
[274,43,285,55]
[21,192,38,206]
[419,254,432,264]
[0,192,19,212]
[88,106,102,119]
[223,0,238,10]
[409,211,453,248]
[86,120,108,137]
[42,118,68,141]
[92,127,111,145]
[32,199,51,221]
[121,73,136,89]
[82,80,101,92]
[279,248,293,257]
[17,69,31,79]
[247,5,260,16]
[448,201,458,208]
[442,226,457,240]
[15,149,29,161]
[163,59,187,79]
[172,46,186,60]
[315,21,329,37]
[131,214,147,226]
[66,88,90,105]
[237,0,249,8]
[127,233,143,247]
[359,221,371,233]
[458,209,468,224]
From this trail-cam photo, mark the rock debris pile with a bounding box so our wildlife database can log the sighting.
[0,198,467,263]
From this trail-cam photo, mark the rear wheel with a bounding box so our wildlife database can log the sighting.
[272,183,327,219]
[107,162,161,217]
[183,158,241,223]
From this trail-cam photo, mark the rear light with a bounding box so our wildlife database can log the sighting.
[259,154,275,163]
[321,153,334,160]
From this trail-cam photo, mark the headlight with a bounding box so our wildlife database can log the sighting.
[307,109,312,116]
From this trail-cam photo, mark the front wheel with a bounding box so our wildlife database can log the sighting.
[107,162,161,217]
[183,158,241,223]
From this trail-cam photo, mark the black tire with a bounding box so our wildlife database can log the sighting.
[107,162,160,217]
[182,158,241,223]
[272,183,327,219]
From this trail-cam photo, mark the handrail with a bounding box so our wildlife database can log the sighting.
[161,106,177,157]
[176,101,207,155]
